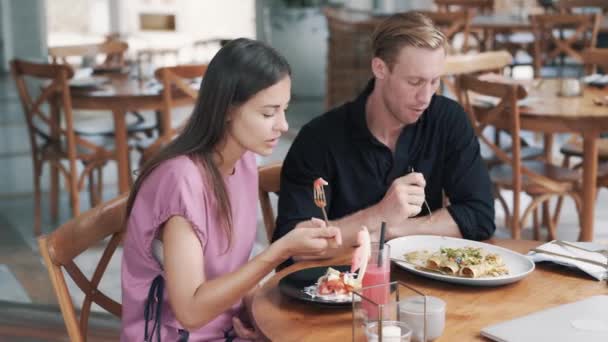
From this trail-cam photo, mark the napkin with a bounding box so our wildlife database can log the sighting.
[527,241,608,281]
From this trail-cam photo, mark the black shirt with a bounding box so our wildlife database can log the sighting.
[273,80,495,244]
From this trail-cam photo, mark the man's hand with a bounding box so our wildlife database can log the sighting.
[374,172,426,226]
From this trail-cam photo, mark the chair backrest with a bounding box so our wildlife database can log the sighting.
[530,12,601,77]
[581,47,608,74]
[557,0,608,14]
[416,10,473,54]
[459,74,569,192]
[258,163,282,242]
[48,40,129,68]
[11,60,114,223]
[38,194,127,342]
[435,0,495,14]
[154,64,207,136]
[442,50,513,100]
[141,64,207,163]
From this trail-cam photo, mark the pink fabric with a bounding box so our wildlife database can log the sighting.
[121,153,258,341]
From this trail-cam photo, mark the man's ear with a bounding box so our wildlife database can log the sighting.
[371,57,389,80]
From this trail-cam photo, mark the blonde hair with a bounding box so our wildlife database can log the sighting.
[372,12,447,70]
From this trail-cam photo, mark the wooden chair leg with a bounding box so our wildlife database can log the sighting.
[552,156,571,227]
[33,162,42,236]
[88,171,97,209]
[50,163,59,222]
[533,207,540,240]
[545,200,558,241]
[68,173,80,219]
[96,166,104,204]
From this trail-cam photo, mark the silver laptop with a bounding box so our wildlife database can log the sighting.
[481,295,608,342]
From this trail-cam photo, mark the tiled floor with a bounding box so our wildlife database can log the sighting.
[0,69,607,320]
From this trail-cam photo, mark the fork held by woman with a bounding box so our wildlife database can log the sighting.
[313,177,330,225]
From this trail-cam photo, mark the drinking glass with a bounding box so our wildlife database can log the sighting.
[353,281,435,342]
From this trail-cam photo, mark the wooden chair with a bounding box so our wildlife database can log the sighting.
[11,59,115,235]
[443,50,514,99]
[140,64,207,163]
[554,48,608,222]
[416,10,473,54]
[258,163,282,243]
[38,194,126,341]
[48,40,128,69]
[435,0,495,52]
[443,50,544,166]
[458,74,582,240]
[530,12,601,77]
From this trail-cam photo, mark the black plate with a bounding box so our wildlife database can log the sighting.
[278,265,355,307]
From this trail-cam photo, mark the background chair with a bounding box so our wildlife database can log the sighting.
[530,12,601,77]
[11,59,115,235]
[258,163,282,243]
[38,194,126,342]
[458,74,582,240]
[554,48,608,223]
[443,50,545,168]
[416,10,473,53]
[139,64,207,163]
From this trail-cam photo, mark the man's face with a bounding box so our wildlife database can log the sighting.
[374,46,445,125]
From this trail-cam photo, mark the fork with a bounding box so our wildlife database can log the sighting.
[409,167,432,219]
[313,178,329,225]
[553,240,608,257]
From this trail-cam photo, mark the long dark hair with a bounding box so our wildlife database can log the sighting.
[127,38,291,249]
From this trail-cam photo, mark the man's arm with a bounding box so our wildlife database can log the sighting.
[439,101,496,241]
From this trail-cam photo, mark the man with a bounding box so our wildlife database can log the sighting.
[273,12,495,255]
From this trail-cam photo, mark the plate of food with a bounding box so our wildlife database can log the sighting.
[278,265,360,307]
[388,235,535,286]
[278,216,374,306]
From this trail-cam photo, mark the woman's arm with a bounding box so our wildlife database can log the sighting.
[162,215,340,331]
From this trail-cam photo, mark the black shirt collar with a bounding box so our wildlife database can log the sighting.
[348,79,377,142]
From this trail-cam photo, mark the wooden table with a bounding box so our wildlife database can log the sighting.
[520,80,608,241]
[252,239,607,341]
[70,73,191,193]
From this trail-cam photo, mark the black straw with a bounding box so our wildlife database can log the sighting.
[377,222,386,267]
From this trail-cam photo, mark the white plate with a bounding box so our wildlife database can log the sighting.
[387,235,535,286]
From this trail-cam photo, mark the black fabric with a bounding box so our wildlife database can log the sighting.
[274,79,495,258]
[144,275,190,341]
[144,275,164,342]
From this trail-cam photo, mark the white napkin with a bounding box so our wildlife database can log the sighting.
[527,241,608,281]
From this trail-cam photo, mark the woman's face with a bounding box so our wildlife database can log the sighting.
[227,76,291,156]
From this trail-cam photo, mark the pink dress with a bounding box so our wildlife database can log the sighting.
[121,153,258,341]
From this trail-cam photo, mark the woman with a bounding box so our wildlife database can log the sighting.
[121,38,342,341]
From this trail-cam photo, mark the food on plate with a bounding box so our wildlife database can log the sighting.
[404,246,509,278]
[316,267,360,295]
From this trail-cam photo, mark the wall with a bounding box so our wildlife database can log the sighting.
[0,0,47,71]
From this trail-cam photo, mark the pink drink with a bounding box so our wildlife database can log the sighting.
[361,245,391,320]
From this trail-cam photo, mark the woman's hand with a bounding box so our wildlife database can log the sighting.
[278,218,342,258]
[232,316,261,340]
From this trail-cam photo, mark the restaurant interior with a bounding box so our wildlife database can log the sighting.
[0,0,607,340]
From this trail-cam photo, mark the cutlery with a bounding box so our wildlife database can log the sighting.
[552,240,608,257]
[531,248,608,268]
[313,178,329,225]
[409,167,432,219]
